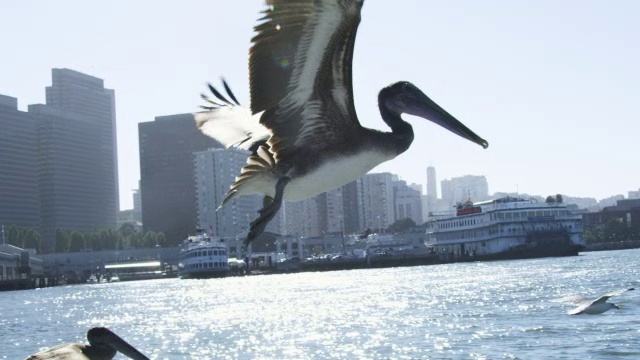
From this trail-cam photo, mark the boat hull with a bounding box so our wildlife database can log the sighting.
[178,269,229,279]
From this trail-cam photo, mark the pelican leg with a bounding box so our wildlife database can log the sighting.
[246,176,291,245]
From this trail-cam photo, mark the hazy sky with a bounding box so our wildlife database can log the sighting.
[1,1,638,210]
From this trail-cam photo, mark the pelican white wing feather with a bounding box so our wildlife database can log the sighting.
[195,107,269,150]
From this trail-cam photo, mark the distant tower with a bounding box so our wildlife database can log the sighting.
[45,68,119,218]
[426,166,437,202]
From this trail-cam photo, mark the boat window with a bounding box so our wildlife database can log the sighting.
[209,262,213,267]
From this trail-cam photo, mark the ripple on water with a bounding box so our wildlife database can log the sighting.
[3,249,640,359]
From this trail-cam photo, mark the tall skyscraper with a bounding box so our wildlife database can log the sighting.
[139,113,221,245]
[132,181,142,224]
[45,68,119,218]
[31,104,106,252]
[194,148,262,238]
[426,166,437,202]
[0,95,40,229]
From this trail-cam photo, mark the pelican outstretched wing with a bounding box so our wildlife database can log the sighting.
[194,80,270,153]
[250,0,365,161]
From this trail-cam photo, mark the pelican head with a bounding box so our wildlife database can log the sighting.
[380,81,489,149]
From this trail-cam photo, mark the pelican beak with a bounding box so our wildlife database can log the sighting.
[614,305,621,310]
[399,82,489,149]
[104,331,150,360]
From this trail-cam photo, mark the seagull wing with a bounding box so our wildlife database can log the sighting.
[592,287,635,304]
[603,287,635,298]
[551,295,589,305]
[567,303,591,315]
[249,0,364,162]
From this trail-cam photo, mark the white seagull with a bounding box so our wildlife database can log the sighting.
[554,287,635,315]
[25,327,149,360]
[195,0,488,244]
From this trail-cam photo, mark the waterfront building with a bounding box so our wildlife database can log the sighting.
[359,173,396,232]
[441,175,489,209]
[283,198,322,237]
[0,95,40,229]
[393,180,424,225]
[583,198,640,237]
[341,180,363,234]
[138,113,221,245]
[316,187,345,235]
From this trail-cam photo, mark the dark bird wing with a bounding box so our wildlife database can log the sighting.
[250,0,365,162]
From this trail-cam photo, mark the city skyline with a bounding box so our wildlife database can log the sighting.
[1,1,639,209]
[0,70,119,252]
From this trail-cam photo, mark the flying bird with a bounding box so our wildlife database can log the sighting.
[25,327,149,360]
[554,287,635,315]
[195,0,488,244]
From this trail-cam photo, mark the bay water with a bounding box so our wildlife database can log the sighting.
[2,249,639,359]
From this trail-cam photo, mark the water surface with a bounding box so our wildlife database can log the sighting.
[2,249,639,359]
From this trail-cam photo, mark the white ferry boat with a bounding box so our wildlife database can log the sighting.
[178,229,230,279]
[425,196,584,262]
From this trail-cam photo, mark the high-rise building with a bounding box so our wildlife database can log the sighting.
[45,68,119,221]
[440,175,489,208]
[316,188,345,235]
[283,198,322,237]
[138,113,221,245]
[30,104,106,252]
[132,182,142,224]
[393,180,423,225]
[0,95,40,229]
[194,148,262,238]
[359,173,396,231]
[341,180,362,234]
[426,166,437,202]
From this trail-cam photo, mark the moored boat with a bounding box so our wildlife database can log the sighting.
[425,196,584,262]
[178,229,229,279]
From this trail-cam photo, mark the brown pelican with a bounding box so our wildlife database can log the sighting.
[555,287,635,315]
[195,0,488,244]
[26,327,149,360]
